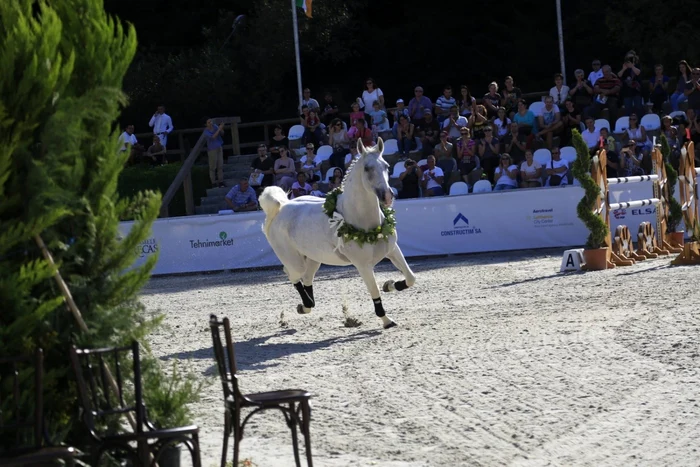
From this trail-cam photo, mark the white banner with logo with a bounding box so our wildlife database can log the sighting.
[120,176,699,276]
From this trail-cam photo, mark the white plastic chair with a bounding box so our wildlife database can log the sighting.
[390,160,406,179]
[417,159,428,168]
[613,116,629,134]
[383,139,399,155]
[316,145,333,162]
[529,102,545,116]
[669,110,686,120]
[641,113,661,131]
[533,148,552,167]
[288,124,305,141]
[595,118,611,134]
[324,167,341,183]
[559,146,577,165]
[449,181,469,196]
[472,180,493,193]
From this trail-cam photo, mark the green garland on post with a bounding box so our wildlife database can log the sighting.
[659,135,684,233]
[571,129,609,249]
[322,188,396,246]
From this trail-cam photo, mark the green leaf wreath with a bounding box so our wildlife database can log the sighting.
[323,188,396,246]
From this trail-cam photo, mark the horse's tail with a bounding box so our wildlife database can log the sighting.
[259,186,289,237]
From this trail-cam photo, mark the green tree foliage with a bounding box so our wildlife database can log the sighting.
[0,0,163,444]
[659,135,684,233]
[571,129,609,249]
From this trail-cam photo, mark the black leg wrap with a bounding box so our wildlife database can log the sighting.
[373,298,386,317]
[303,285,315,305]
[394,280,409,291]
[294,282,314,308]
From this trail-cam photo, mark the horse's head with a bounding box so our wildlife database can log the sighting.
[356,138,393,207]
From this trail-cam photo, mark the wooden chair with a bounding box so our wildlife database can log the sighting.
[0,349,78,466]
[69,341,201,467]
[209,314,313,467]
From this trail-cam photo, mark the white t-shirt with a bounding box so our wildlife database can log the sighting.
[422,166,444,189]
[361,88,384,110]
[549,86,571,105]
[582,128,599,149]
[441,116,469,139]
[495,165,519,187]
[588,69,604,86]
[493,118,511,137]
[520,160,542,177]
[119,131,137,151]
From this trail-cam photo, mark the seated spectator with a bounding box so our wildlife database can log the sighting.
[145,135,167,166]
[250,144,275,189]
[434,131,454,160]
[300,144,322,182]
[291,173,312,199]
[269,125,289,160]
[435,135,457,189]
[441,105,469,140]
[347,118,374,148]
[310,182,326,197]
[349,101,365,124]
[469,104,490,140]
[421,155,445,196]
[478,127,500,182]
[581,117,600,153]
[273,147,297,190]
[513,99,538,140]
[459,85,477,118]
[328,167,344,191]
[225,178,258,212]
[536,96,563,150]
[118,124,143,164]
[435,85,457,123]
[520,150,542,188]
[369,101,390,135]
[585,64,621,123]
[670,60,691,111]
[392,99,410,136]
[569,69,593,110]
[666,126,683,169]
[600,127,620,178]
[501,76,522,118]
[302,108,324,147]
[493,153,519,191]
[649,64,670,114]
[622,113,651,171]
[685,68,700,114]
[559,99,581,147]
[408,86,433,122]
[493,107,511,138]
[204,118,225,188]
[344,144,360,171]
[618,50,643,117]
[398,158,422,199]
[300,88,320,112]
[416,110,440,157]
[396,115,415,160]
[549,73,570,106]
[544,147,569,186]
[588,59,603,86]
[502,122,527,166]
[685,108,700,147]
[619,140,645,176]
[458,147,482,190]
[328,118,350,169]
[483,82,502,119]
[320,92,339,126]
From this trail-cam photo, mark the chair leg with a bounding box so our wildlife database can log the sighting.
[301,400,313,467]
[192,431,203,467]
[289,403,302,467]
[221,410,231,467]
[232,410,241,467]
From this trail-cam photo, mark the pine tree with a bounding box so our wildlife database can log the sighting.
[0,0,162,445]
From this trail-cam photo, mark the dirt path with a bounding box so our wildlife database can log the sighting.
[141,249,700,467]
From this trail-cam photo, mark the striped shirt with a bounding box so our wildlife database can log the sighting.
[436,95,457,114]
[594,75,621,95]
[225,185,257,207]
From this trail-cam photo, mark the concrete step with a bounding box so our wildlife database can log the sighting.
[200,195,227,206]
[226,154,257,165]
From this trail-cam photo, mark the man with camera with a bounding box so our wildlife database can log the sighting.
[398,158,422,199]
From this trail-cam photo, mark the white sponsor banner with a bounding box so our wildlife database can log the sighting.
[120,176,699,275]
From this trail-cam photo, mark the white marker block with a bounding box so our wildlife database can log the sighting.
[560,248,584,272]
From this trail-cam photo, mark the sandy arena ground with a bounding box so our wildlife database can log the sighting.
[141,248,700,467]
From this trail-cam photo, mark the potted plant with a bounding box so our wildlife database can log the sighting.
[571,129,610,270]
[142,357,204,467]
[660,135,685,246]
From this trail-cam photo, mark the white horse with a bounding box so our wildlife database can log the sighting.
[259,138,416,329]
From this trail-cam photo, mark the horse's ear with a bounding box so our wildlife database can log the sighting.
[376,137,384,155]
[357,138,366,155]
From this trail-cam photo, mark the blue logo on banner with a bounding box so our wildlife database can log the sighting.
[453,213,469,227]
[442,212,481,236]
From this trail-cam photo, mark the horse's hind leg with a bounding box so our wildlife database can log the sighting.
[301,259,321,307]
[382,245,416,293]
[278,252,314,314]
[356,264,397,329]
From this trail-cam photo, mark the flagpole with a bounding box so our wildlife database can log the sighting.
[556,0,566,83]
[291,0,304,111]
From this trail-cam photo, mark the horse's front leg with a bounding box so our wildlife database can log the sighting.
[382,245,416,293]
[356,264,397,329]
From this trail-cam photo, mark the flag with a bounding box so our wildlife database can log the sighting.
[296,0,312,18]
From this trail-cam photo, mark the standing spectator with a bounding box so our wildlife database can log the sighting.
[618,51,643,116]
[435,85,457,123]
[684,68,700,114]
[501,76,522,118]
[416,110,440,157]
[347,118,374,148]
[408,86,433,121]
[478,127,500,181]
[360,77,385,111]
[300,88,320,112]
[459,85,477,118]
[519,150,542,188]
[320,92,339,125]
[145,135,167,166]
[544,147,569,186]
[493,154,519,191]
[421,155,445,196]
[586,65,621,123]
[483,82,502,118]
[398,159,422,199]
[502,122,527,166]
[204,118,225,188]
[250,144,275,190]
[148,105,174,147]
[268,125,289,160]
[549,73,570,106]
[396,115,415,160]
[291,173,312,199]
[273,147,297,191]
[441,105,468,141]
[224,178,258,212]
[588,59,603,86]
[536,96,563,150]
[569,69,593,109]
[670,60,692,111]
[649,64,670,114]
[560,99,581,147]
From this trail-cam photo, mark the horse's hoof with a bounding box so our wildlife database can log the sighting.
[383,320,398,329]
[297,304,312,315]
[382,280,396,293]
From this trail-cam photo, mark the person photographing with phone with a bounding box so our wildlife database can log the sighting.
[148,105,174,147]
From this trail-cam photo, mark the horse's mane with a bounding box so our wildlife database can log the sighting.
[341,154,361,190]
